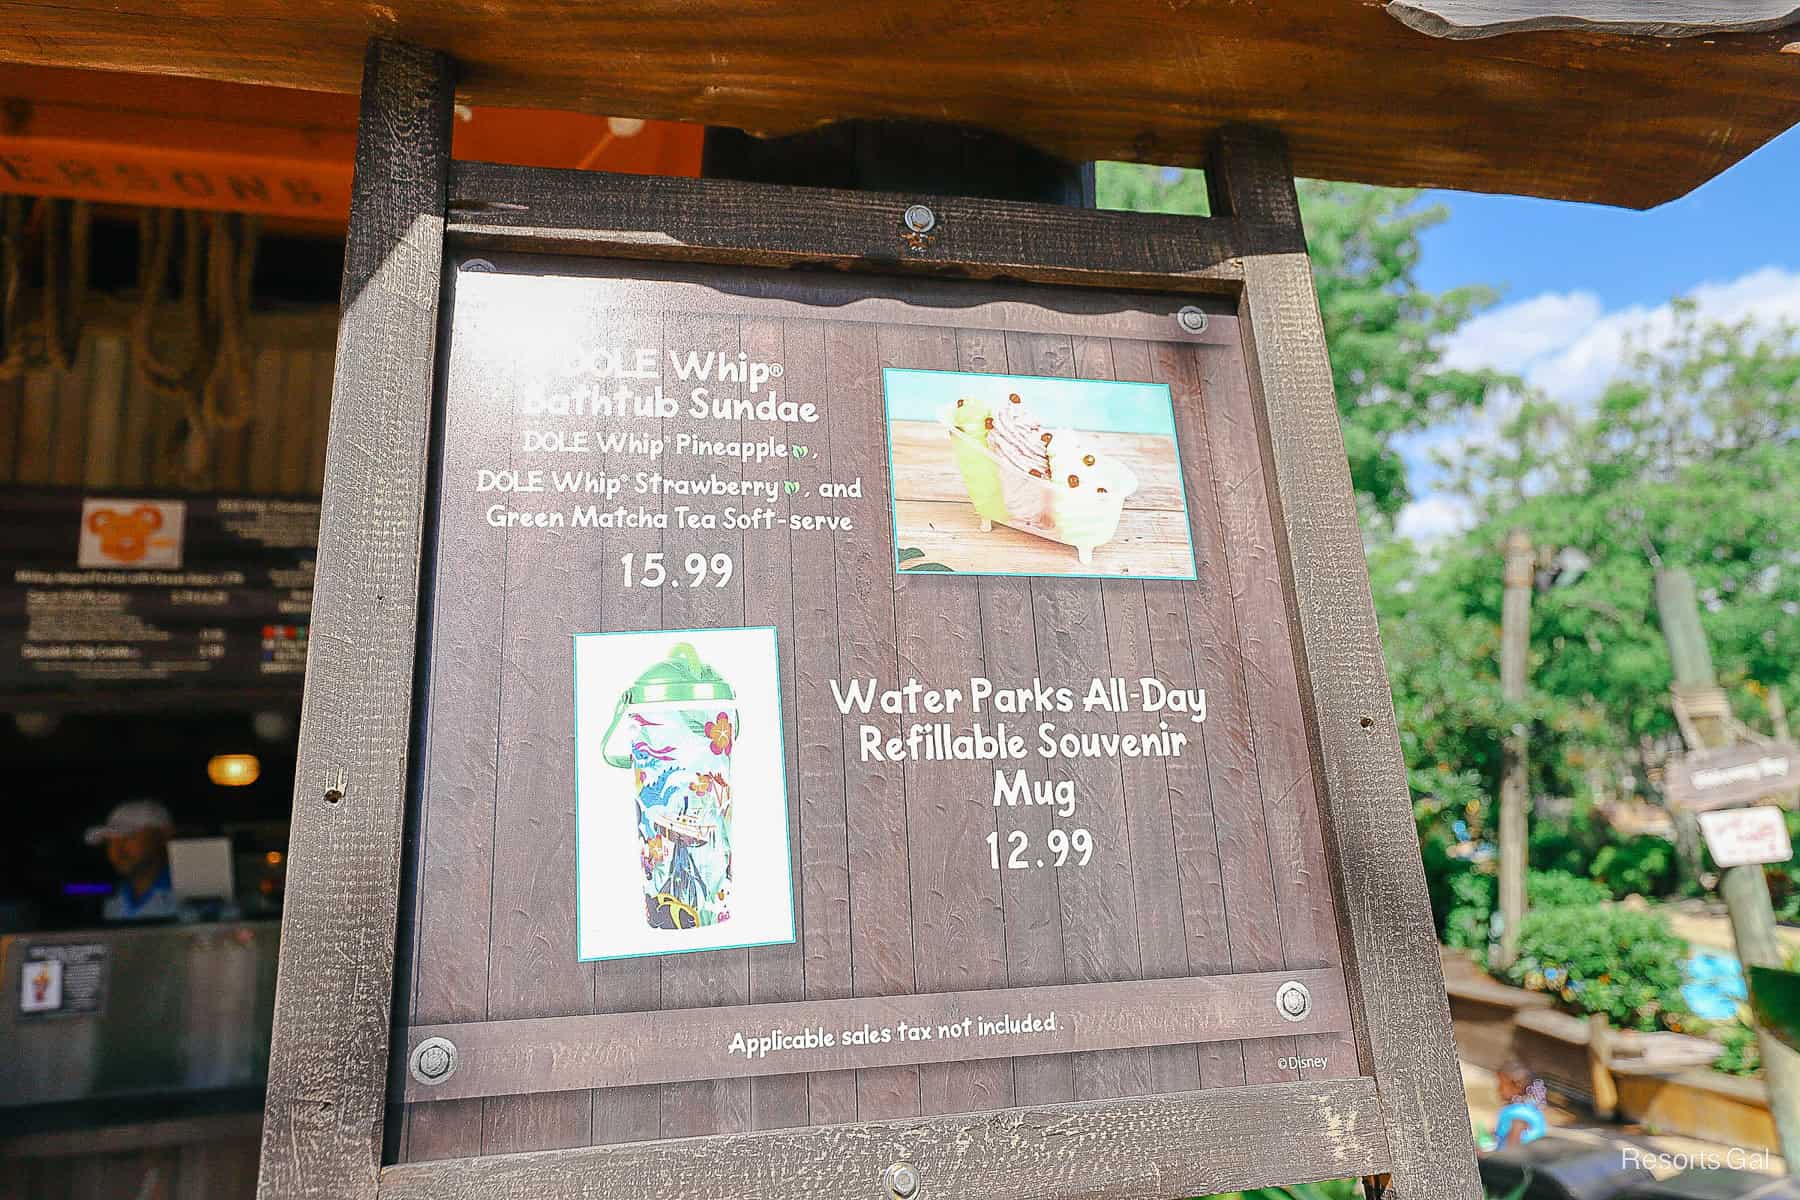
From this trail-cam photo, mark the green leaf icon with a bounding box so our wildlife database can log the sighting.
[783,480,800,495]
[897,547,925,563]
[792,445,810,459]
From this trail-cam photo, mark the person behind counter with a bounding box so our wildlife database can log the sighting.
[85,799,178,921]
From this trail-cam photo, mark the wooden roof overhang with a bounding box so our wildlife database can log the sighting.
[1,0,1797,208]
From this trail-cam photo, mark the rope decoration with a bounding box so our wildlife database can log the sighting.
[0,196,91,380]
[131,207,261,478]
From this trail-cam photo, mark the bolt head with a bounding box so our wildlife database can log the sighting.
[1177,305,1208,334]
[410,1036,458,1084]
[884,1161,921,1199]
[1276,981,1311,1022]
[903,205,936,235]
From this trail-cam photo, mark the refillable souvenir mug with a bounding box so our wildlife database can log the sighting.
[601,642,737,930]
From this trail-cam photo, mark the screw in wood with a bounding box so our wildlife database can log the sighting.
[1275,981,1311,1022]
[884,1161,922,1199]
[1177,305,1208,334]
[410,1036,458,1085]
[902,205,936,235]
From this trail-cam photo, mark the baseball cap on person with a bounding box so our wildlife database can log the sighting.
[84,800,175,845]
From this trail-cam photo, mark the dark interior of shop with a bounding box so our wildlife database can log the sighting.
[0,709,299,933]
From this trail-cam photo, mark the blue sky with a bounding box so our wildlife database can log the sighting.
[1392,124,1800,540]
[883,368,1175,435]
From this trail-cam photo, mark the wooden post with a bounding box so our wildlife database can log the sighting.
[1495,528,1532,969]
[1654,565,1800,1169]
[1587,1013,1618,1121]
[1208,126,1482,1200]
[256,39,454,1200]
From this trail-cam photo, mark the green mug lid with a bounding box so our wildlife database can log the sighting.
[625,641,734,703]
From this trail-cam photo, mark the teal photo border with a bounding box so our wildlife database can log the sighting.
[880,367,1201,583]
[571,624,798,963]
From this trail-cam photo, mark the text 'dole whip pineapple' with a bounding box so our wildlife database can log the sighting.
[602,642,738,930]
[942,391,1137,564]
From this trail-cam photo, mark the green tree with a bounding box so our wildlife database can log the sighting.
[1394,306,1799,846]
[1096,163,1505,519]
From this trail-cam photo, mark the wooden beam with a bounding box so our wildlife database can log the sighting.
[396,970,1353,1103]
[2,1,1798,207]
[1387,1,1800,39]
[378,1079,1391,1200]
[1207,127,1483,1200]
[254,38,453,1200]
[447,160,1251,292]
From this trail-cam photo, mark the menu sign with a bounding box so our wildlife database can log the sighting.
[0,490,316,701]
[392,255,1361,1157]
[1666,741,1800,813]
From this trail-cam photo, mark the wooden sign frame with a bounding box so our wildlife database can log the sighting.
[256,39,1479,1200]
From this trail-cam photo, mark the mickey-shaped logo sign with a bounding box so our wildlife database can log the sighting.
[85,504,166,563]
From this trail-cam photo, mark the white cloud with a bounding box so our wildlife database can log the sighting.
[1440,266,1800,403]
[1396,494,1475,543]
[1442,291,1603,374]
[1393,265,1800,528]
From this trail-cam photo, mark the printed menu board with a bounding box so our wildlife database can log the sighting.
[0,490,316,702]
[392,255,1358,1157]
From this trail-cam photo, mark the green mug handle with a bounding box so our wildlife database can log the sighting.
[601,692,633,768]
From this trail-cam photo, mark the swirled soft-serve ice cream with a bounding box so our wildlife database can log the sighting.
[942,388,1137,564]
[989,392,1057,530]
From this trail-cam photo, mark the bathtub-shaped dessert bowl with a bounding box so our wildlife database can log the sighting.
[938,396,1139,565]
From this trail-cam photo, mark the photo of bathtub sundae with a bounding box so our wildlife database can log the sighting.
[884,368,1198,580]
[942,393,1139,565]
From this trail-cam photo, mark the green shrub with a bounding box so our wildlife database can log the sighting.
[1531,819,1604,878]
[1420,834,1462,937]
[1589,835,1679,900]
[1444,868,1497,951]
[1528,870,1609,909]
[1440,868,1613,952]
[1712,1021,1759,1077]
[1502,903,1690,1031]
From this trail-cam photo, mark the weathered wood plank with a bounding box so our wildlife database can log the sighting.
[16,371,55,484]
[393,262,511,1164]
[653,307,753,1141]
[584,300,668,1151]
[882,320,1014,1120]
[825,318,919,1121]
[255,37,452,1200]
[1146,337,1284,1088]
[399,970,1351,1103]
[80,334,126,487]
[1195,332,1355,1084]
[1006,327,1149,1105]
[51,348,89,485]
[1388,0,1800,39]
[472,290,594,1155]
[1210,126,1480,1199]
[449,163,1247,293]
[378,1078,1390,1200]
[7,1,1799,208]
[741,312,811,1134]
[950,323,1075,1107]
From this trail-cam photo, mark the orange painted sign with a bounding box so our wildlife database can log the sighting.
[0,66,701,223]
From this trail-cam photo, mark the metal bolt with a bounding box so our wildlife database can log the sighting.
[1276,981,1312,1023]
[410,1037,458,1085]
[884,1161,922,1199]
[903,204,936,235]
[1177,305,1209,334]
